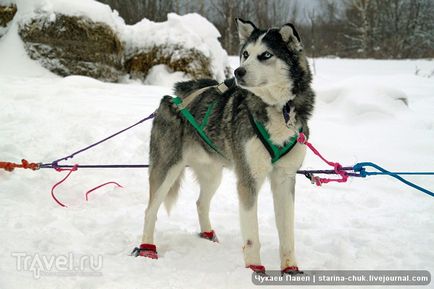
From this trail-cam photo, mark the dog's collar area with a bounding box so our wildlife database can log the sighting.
[244,102,302,163]
[218,78,236,93]
[282,100,294,126]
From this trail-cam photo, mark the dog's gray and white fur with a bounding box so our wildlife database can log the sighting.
[140,18,315,270]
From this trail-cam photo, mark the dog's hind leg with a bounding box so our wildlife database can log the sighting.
[141,162,185,247]
[192,163,223,241]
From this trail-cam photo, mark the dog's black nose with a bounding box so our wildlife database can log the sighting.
[234,67,246,79]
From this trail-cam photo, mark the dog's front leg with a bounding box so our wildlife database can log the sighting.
[238,138,272,272]
[270,169,298,272]
[238,181,262,271]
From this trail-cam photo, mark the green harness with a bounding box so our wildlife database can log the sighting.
[170,87,301,163]
[250,120,302,164]
[171,96,222,155]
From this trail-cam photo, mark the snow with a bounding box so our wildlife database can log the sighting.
[0,25,9,37]
[144,64,189,87]
[1,17,434,289]
[0,0,15,6]
[14,0,123,29]
[0,22,55,77]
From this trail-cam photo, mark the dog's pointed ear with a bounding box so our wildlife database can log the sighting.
[279,23,301,43]
[236,18,256,42]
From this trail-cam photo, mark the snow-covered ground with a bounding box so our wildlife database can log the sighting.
[1,30,434,289]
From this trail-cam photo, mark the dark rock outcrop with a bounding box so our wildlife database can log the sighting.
[125,45,213,81]
[0,4,17,37]
[19,14,124,82]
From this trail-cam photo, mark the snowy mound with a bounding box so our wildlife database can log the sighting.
[5,0,229,83]
[318,80,409,122]
[19,13,124,81]
[123,13,229,81]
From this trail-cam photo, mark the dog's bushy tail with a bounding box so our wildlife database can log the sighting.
[164,169,184,215]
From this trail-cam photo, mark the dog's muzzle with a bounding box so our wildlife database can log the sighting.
[234,67,246,82]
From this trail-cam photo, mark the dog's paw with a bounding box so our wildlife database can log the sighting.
[281,266,303,275]
[199,230,219,242]
[131,243,158,259]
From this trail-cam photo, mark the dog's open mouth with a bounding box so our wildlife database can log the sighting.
[235,77,246,86]
[236,80,268,88]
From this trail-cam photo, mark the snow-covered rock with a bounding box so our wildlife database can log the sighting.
[125,44,213,82]
[122,13,230,82]
[18,13,124,82]
[7,0,230,83]
[0,1,16,38]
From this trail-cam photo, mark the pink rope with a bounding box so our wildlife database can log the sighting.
[85,181,123,201]
[297,133,349,186]
[50,164,123,207]
[51,164,79,207]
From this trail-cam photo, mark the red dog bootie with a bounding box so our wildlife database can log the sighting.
[282,266,302,275]
[247,264,266,274]
[131,243,158,259]
[199,230,219,242]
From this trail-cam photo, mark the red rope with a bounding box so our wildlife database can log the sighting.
[0,159,40,171]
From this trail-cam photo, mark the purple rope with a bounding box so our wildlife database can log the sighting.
[297,167,362,177]
[297,167,353,174]
[40,164,149,169]
[40,163,361,177]
[39,111,362,177]
[41,112,155,168]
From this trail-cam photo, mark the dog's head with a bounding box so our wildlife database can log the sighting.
[234,18,310,106]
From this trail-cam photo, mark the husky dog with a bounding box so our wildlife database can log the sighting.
[134,18,315,274]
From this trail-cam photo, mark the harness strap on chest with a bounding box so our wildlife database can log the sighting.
[245,104,301,164]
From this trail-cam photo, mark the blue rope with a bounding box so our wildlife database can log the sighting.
[353,162,434,197]
[357,171,434,176]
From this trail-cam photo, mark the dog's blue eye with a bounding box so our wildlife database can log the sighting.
[242,51,249,59]
[260,52,273,60]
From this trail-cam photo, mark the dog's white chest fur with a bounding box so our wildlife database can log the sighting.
[265,107,298,146]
